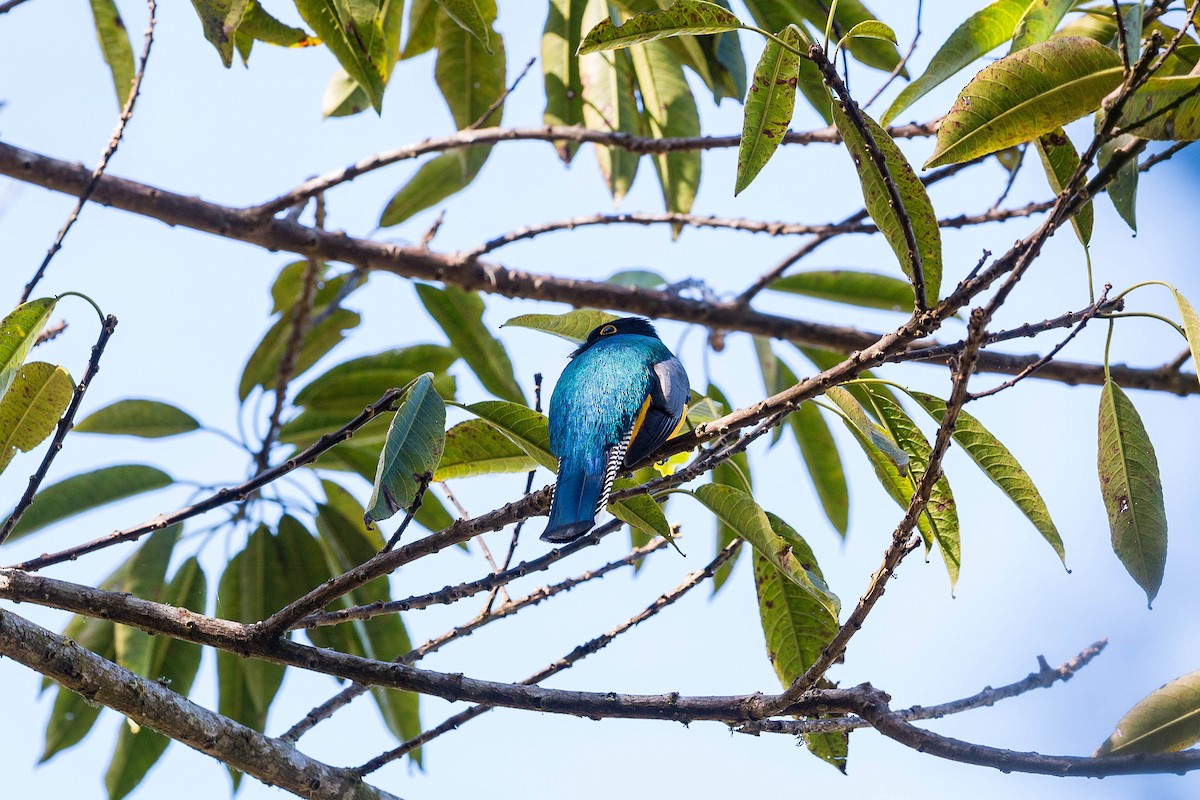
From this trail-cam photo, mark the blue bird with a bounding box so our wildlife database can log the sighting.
[542,317,690,544]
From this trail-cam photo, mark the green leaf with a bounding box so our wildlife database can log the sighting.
[41,615,114,762]
[824,386,908,471]
[105,556,206,800]
[416,284,525,403]
[1033,127,1093,245]
[868,389,960,588]
[89,0,136,107]
[924,37,1124,168]
[768,269,918,312]
[294,346,458,414]
[631,39,702,235]
[365,375,447,526]
[436,418,538,480]
[544,0,589,162]
[831,100,942,306]
[1121,75,1200,141]
[434,0,492,52]
[809,0,902,73]
[238,307,361,402]
[4,464,173,542]
[882,0,1032,125]
[1010,0,1074,51]
[578,0,742,54]
[1172,290,1200,389]
[75,398,200,439]
[0,297,57,402]
[800,346,898,413]
[837,19,897,51]
[322,70,373,118]
[379,151,488,225]
[0,362,73,475]
[1096,669,1200,756]
[705,383,747,594]
[1097,378,1167,604]
[753,511,844,770]
[463,400,556,470]
[608,268,667,288]
[909,391,1063,563]
[502,309,620,343]
[235,1,317,63]
[189,0,250,67]
[736,25,801,195]
[690,0,747,102]
[111,528,181,678]
[581,0,642,202]
[434,0,505,129]
[293,0,395,112]
[691,483,840,617]
[609,478,674,547]
[269,261,357,314]
[1099,131,1138,231]
[403,0,439,58]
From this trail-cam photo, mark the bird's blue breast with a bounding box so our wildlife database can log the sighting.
[549,334,670,469]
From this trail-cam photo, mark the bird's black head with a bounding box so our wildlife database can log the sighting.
[570,316,661,357]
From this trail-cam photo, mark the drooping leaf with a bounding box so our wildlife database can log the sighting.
[581,0,642,202]
[798,346,898,415]
[435,0,506,125]
[322,70,372,117]
[189,0,251,67]
[502,310,620,343]
[1033,127,1093,245]
[403,0,439,58]
[0,297,57,402]
[544,0,589,161]
[4,465,173,542]
[111,528,181,678]
[1099,131,1138,231]
[837,19,897,52]
[1173,289,1200,389]
[365,374,447,526]
[41,615,115,761]
[631,39,702,234]
[868,389,960,587]
[379,151,486,225]
[736,25,801,195]
[0,362,73,474]
[768,269,918,312]
[691,483,840,617]
[89,0,136,107]
[690,0,746,102]
[238,308,361,402]
[608,268,668,288]
[436,418,539,480]
[293,0,396,112]
[831,100,942,306]
[462,400,556,470]
[805,0,902,73]
[1096,669,1200,756]
[294,346,458,414]
[1121,75,1200,141]
[578,0,742,54]
[823,386,908,471]
[105,556,206,800]
[269,261,357,314]
[882,0,1032,125]
[909,391,1063,563]
[788,397,849,537]
[609,477,675,548]
[924,37,1124,168]
[753,512,845,770]
[75,398,200,439]
[234,1,317,63]
[705,383,747,594]
[434,0,492,52]
[416,284,525,404]
[1097,378,1167,604]
[1009,0,1074,51]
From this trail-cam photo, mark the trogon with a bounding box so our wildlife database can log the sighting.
[542,317,689,543]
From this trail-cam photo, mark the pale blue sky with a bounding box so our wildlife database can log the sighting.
[1,2,1199,799]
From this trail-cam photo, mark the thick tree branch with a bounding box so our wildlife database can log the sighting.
[0,608,400,800]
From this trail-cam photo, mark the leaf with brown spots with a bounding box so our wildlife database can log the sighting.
[735,25,801,195]
[577,0,743,54]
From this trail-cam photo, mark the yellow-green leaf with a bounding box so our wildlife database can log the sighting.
[0,297,56,403]
[365,375,447,526]
[578,0,742,54]
[436,418,538,480]
[1097,378,1167,604]
[581,0,642,201]
[1096,669,1200,756]
[736,25,801,195]
[1034,127,1093,245]
[1173,290,1200,389]
[503,310,620,343]
[768,269,918,312]
[293,0,393,112]
[89,0,136,106]
[1122,75,1200,141]
[462,400,556,470]
[1009,0,1073,51]
[75,398,199,439]
[0,362,72,475]
[925,37,1123,168]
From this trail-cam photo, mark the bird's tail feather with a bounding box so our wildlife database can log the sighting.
[542,461,605,543]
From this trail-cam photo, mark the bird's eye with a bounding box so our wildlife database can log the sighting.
[600,324,617,336]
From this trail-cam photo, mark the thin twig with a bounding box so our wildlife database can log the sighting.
[989,145,1026,211]
[0,0,34,13]
[468,56,535,131]
[382,472,432,552]
[9,387,408,570]
[20,0,156,302]
[281,537,670,743]
[863,0,923,110]
[32,319,67,346]
[439,480,510,606]
[352,537,743,776]
[0,314,117,547]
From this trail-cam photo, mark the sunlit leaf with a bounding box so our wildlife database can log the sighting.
[434,0,492,52]
[837,19,897,52]
[322,70,372,117]
[436,418,538,480]
[1173,289,1200,389]
[417,284,525,404]
[883,0,1032,125]
[4,464,173,542]
[1034,127,1093,245]
[705,383,747,594]
[462,400,556,470]
[691,483,840,617]
[0,297,57,403]
[365,374,447,526]
[0,362,72,474]
[1010,0,1074,51]
[189,0,251,67]
[403,0,439,58]
[581,0,642,201]
[293,0,396,112]
[924,37,1123,168]
[736,25,801,195]
[75,398,199,439]
[89,0,136,106]
[824,386,908,471]
[502,310,620,343]
[909,391,1063,563]
[1096,669,1200,756]
[1097,378,1167,604]
[768,269,918,312]
[235,0,317,63]
[609,477,675,549]
[1121,75,1200,141]
[578,0,742,54]
[544,0,588,161]
[831,101,942,306]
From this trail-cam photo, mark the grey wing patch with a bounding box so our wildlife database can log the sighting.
[652,357,689,417]
[625,356,691,467]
